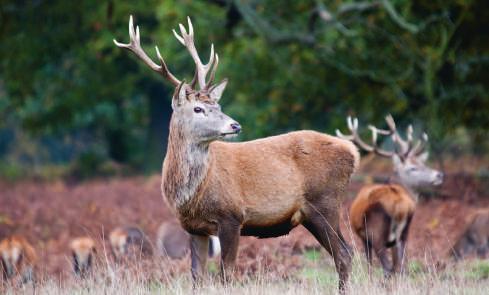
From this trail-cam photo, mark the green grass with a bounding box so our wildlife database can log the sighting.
[465,260,489,280]
[2,254,488,294]
[303,249,321,262]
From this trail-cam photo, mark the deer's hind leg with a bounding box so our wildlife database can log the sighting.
[392,214,413,274]
[302,200,352,293]
[363,238,374,277]
[364,204,393,277]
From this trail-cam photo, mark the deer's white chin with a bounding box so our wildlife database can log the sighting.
[432,179,443,186]
[220,133,238,139]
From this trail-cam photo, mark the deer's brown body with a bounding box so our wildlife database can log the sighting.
[350,184,414,273]
[452,208,489,260]
[0,235,37,285]
[164,130,359,238]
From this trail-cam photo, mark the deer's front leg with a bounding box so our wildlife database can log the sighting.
[218,220,241,283]
[190,234,209,284]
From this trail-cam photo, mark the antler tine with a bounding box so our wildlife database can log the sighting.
[407,125,414,143]
[206,54,219,88]
[367,125,395,157]
[114,15,181,86]
[336,117,394,157]
[385,114,409,155]
[403,124,417,155]
[410,132,429,156]
[173,17,216,90]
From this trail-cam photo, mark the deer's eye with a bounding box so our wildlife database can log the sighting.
[194,107,204,113]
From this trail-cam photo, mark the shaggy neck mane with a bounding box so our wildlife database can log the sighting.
[162,117,211,209]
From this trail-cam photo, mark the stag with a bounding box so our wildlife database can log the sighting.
[337,115,443,276]
[114,16,359,291]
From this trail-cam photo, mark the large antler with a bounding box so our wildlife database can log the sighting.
[113,15,181,86]
[172,17,219,90]
[336,116,395,157]
[384,114,429,157]
[336,114,429,159]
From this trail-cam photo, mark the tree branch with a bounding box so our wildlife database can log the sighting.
[380,0,419,33]
[232,0,316,45]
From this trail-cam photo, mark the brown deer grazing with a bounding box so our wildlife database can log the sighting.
[114,16,359,291]
[109,226,153,261]
[0,235,37,285]
[156,221,220,259]
[70,237,96,277]
[452,208,489,260]
[337,115,443,276]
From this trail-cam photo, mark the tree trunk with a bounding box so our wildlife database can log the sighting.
[144,82,172,173]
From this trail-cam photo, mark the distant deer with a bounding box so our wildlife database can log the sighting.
[452,208,489,260]
[114,16,359,291]
[0,235,37,285]
[109,226,152,261]
[70,237,96,277]
[337,115,443,276]
[156,221,220,259]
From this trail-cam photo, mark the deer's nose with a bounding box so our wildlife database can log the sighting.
[230,122,241,133]
[436,172,444,181]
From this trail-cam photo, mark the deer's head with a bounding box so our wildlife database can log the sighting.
[337,115,443,189]
[114,16,241,144]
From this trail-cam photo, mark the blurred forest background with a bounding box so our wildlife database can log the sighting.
[0,0,488,180]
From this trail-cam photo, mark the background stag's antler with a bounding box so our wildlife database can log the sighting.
[336,116,395,157]
[113,15,181,87]
[336,114,429,159]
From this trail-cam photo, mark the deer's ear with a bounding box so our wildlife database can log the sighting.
[209,79,228,102]
[417,152,429,163]
[172,81,187,109]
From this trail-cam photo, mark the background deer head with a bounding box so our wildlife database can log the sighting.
[114,16,241,144]
[337,114,443,190]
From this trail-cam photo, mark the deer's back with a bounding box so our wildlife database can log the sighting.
[350,184,415,234]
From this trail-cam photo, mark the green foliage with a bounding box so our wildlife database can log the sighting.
[70,150,107,180]
[0,0,487,176]
[0,160,24,181]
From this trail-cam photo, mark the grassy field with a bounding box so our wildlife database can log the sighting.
[3,250,488,295]
[1,164,488,294]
